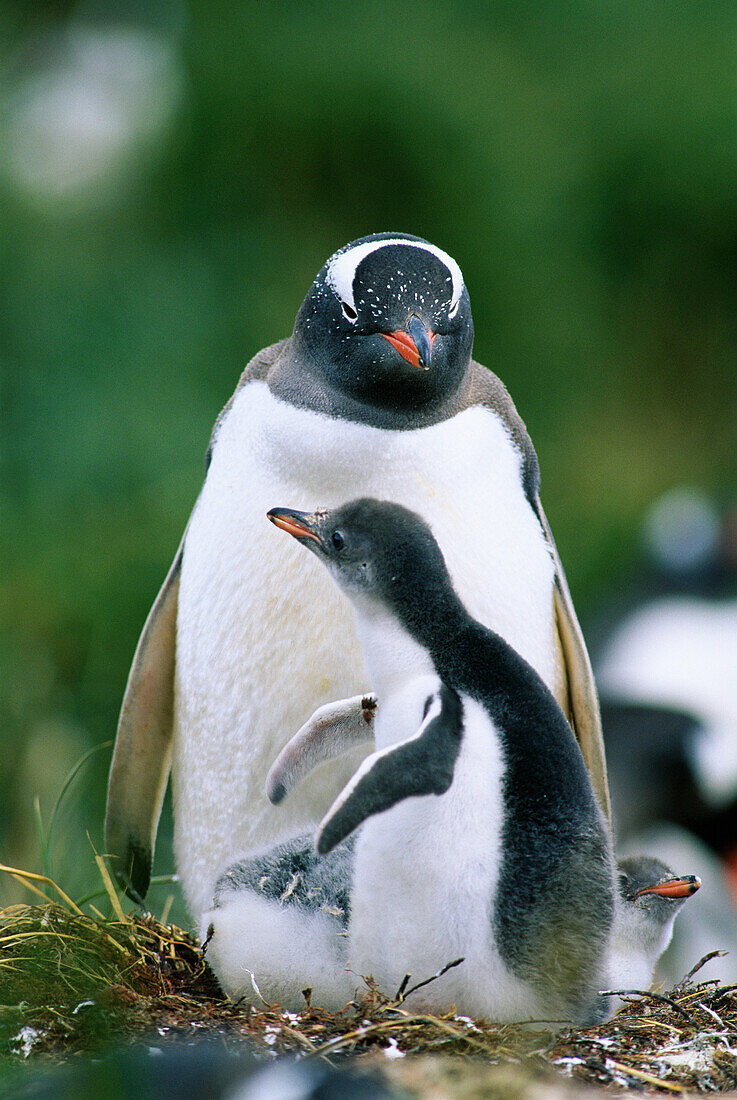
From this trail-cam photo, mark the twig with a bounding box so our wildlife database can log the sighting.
[278,1020,321,1055]
[309,1011,495,1060]
[702,984,737,1010]
[397,957,465,1003]
[93,853,127,923]
[608,1059,686,1093]
[159,894,174,925]
[394,1012,508,1055]
[619,1017,681,1036]
[696,1002,727,1030]
[674,950,726,990]
[395,973,411,1000]
[599,989,696,1023]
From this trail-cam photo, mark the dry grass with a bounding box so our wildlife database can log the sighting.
[2,890,737,1095]
[0,900,542,1063]
[549,974,737,1094]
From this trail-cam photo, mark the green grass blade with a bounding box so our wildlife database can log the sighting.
[46,740,113,872]
[75,874,179,909]
[32,795,51,884]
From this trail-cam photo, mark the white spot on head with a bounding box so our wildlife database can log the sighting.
[326,238,464,314]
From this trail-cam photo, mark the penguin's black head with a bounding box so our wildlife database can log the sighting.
[617,855,700,926]
[292,233,473,416]
[267,498,451,615]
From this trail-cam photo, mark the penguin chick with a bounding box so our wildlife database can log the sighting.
[204,834,356,1011]
[608,854,700,997]
[625,823,737,986]
[204,841,700,1015]
[254,498,615,1026]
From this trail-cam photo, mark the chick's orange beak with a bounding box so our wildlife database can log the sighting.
[267,508,322,545]
[634,876,701,900]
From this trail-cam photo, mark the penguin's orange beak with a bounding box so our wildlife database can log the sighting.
[381,316,436,369]
[634,875,701,900]
[267,508,322,545]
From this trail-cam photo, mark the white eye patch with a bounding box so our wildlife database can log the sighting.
[326,238,464,315]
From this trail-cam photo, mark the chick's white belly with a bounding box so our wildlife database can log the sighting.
[173,383,558,919]
[348,696,547,1020]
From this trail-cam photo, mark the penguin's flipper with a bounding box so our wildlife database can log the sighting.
[266,694,378,804]
[536,501,612,827]
[105,542,182,902]
[316,685,462,854]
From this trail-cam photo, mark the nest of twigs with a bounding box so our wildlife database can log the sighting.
[2,899,737,1096]
[550,965,737,1094]
[0,902,540,1063]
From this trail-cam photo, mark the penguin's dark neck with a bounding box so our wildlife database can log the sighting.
[268,338,473,431]
[383,567,538,703]
[385,560,602,818]
[377,560,597,795]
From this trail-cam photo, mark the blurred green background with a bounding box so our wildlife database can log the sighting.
[2,0,736,923]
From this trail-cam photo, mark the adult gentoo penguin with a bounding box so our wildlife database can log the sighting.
[105,233,610,921]
[206,498,614,1024]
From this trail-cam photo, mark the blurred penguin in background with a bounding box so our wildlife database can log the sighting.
[592,486,737,985]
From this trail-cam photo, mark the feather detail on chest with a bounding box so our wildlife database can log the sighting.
[180,380,556,686]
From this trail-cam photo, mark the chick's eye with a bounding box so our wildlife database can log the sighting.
[331,530,345,550]
[341,301,357,321]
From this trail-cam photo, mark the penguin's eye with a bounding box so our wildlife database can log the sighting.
[331,530,345,551]
[448,299,459,320]
[341,301,357,322]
